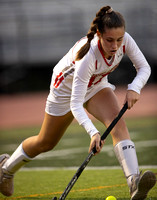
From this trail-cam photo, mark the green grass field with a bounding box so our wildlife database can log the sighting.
[0,117,157,199]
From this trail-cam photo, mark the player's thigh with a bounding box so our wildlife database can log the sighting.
[86,88,130,142]
[86,88,121,125]
[38,111,74,146]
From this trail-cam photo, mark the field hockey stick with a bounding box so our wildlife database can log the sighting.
[52,102,128,200]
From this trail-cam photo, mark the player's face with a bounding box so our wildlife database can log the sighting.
[98,27,125,59]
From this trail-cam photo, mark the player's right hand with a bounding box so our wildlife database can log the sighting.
[88,132,105,155]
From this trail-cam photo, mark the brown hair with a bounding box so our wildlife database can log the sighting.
[75,6,125,61]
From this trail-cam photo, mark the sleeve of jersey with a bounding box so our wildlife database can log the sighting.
[125,33,151,94]
[70,52,99,138]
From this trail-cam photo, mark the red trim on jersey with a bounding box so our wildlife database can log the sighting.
[88,72,110,88]
[53,72,64,88]
[98,40,115,67]
[123,45,125,54]
[95,60,97,70]
[88,76,96,87]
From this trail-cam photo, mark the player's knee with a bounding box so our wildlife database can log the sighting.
[42,144,54,152]
[111,118,127,133]
[111,122,129,140]
[37,139,55,153]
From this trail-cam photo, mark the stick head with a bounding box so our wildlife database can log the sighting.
[52,197,57,200]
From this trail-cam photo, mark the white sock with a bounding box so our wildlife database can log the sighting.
[114,139,140,187]
[2,143,33,175]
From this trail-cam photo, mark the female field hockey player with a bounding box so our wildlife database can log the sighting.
[0,5,156,200]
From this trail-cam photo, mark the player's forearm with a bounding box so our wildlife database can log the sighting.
[127,64,151,94]
[70,101,98,138]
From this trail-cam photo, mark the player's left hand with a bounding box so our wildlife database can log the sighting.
[125,90,140,109]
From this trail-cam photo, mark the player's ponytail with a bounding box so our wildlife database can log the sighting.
[75,6,125,61]
[75,24,97,61]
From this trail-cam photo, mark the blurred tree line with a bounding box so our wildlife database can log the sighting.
[0,0,156,94]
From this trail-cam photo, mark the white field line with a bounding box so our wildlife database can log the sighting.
[35,139,157,160]
[2,139,156,171]
[1,140,157,160]
[21,165,157,171]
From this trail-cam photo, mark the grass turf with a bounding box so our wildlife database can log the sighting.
[0,117,157,199]
[0,169,156,200]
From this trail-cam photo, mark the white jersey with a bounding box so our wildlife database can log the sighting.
[47,32,151,137]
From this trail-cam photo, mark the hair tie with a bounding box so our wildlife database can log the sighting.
[106,7,113,14]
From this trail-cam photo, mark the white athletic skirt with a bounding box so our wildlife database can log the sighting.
[45,82,115,116]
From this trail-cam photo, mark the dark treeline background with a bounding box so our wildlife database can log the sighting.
[0,0,156,94]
